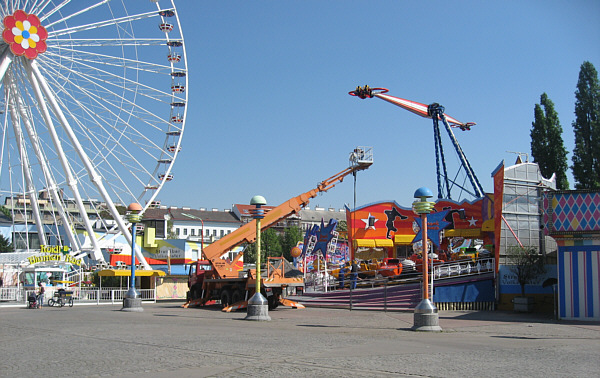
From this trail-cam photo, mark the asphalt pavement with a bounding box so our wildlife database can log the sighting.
[0,302,598,377]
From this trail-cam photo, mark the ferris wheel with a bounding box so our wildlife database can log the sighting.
[0,0,188,266]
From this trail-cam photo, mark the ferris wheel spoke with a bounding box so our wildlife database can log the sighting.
[14,90,83,253]
[48,38,173,48]
[22,59,103,257]
[38,62,174,165]
[4,77,47,245]
[40,50,184,112]
[47,8,162,36]
[33,0,72,22]
[29,60,142,258]
[43,47,176,75]
[29,0,59,17]
[33,82,160,203]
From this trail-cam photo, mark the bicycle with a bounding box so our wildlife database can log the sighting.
[47,290,74,307]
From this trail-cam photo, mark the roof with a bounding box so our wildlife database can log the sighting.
[0,252,37,264]
[97,269,166,277]
[299,208,346,222]
[143,208,240,223]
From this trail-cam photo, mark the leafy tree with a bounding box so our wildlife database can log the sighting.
[262,228,282,258]
[530,93,570,189]
[166,219,177,239]
[243,227,302,264]
[0,206,12,220]
[243,242,257,265]
[0,234,13,252]
[572,61,600,189]
[507,246,545,297]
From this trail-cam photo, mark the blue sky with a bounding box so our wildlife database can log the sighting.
[162,0,600,211]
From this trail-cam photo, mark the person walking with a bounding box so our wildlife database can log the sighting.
[36,282,45,309]
[350,260,359,290]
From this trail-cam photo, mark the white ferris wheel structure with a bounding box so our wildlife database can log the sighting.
[0,0,188,268]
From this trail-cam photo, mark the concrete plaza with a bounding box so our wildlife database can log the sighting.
[0,302,598,377]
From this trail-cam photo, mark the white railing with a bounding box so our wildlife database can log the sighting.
[0,287,19,301]
[433,257,495,279]
[79,288,157,304]
[305,257,496,292]
[1,287,156,305]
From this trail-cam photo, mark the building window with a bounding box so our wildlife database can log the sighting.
[183,228,187,235]
[191,229,195,236]
[220,230,224,237]
[176,228,180,235]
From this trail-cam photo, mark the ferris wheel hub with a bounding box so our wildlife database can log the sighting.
[2,10,48,59]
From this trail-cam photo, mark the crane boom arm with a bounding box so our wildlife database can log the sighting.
[205,162,372,278]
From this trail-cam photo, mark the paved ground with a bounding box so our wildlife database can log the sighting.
[0,302,598,377]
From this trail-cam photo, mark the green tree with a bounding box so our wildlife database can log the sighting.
[507,246,545,297]
[572,61,600,189]
[281,226,303,261]
[0,206,12,220]
[530,93,570,189]
[262,228,282,258]
[0,234,13,252]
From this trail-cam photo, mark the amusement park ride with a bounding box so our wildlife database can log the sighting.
[350,86,484,201]
[0,2,187,268]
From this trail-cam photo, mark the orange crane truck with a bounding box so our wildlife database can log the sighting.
[184,148,373,311]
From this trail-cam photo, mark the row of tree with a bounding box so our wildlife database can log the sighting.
[243,221,348,264]
[530,61,600,190]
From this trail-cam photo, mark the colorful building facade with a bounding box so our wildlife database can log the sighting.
[346,195,495,261]
[544,190,600,321]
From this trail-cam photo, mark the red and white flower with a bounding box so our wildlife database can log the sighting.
[2,9,48,59]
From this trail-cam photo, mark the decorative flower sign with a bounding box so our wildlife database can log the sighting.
[2,10,48,59]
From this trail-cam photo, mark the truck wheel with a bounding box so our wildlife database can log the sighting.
[220,290,231,308]
[231,289,242,305]
[267,295,279,310]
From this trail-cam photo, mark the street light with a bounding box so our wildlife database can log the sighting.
[244,195,271,321]
[121,202,143,312]
[411,187,441,331]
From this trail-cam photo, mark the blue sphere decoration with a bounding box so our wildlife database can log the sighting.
[414,187,433,199]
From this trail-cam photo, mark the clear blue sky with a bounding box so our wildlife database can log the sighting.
[161,0,600,211]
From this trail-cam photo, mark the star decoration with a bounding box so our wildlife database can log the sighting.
[468,217,478,227]
[361,213,377,230]
[412,210,451,248]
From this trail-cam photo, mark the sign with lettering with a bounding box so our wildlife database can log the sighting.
[27,245,82,266]
[156,247,184,259]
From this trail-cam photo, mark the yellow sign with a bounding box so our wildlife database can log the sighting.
[27,245,82,266]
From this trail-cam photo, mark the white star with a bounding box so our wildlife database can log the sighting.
[468,217,478,227]
[361,213,377,230]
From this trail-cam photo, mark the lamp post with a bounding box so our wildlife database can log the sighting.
[411,187,441,331]
[245,195,271,321]
[122,202,143,312]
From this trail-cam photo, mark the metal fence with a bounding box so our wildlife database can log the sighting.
[1,286,156,306]
[305,258,496,293]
